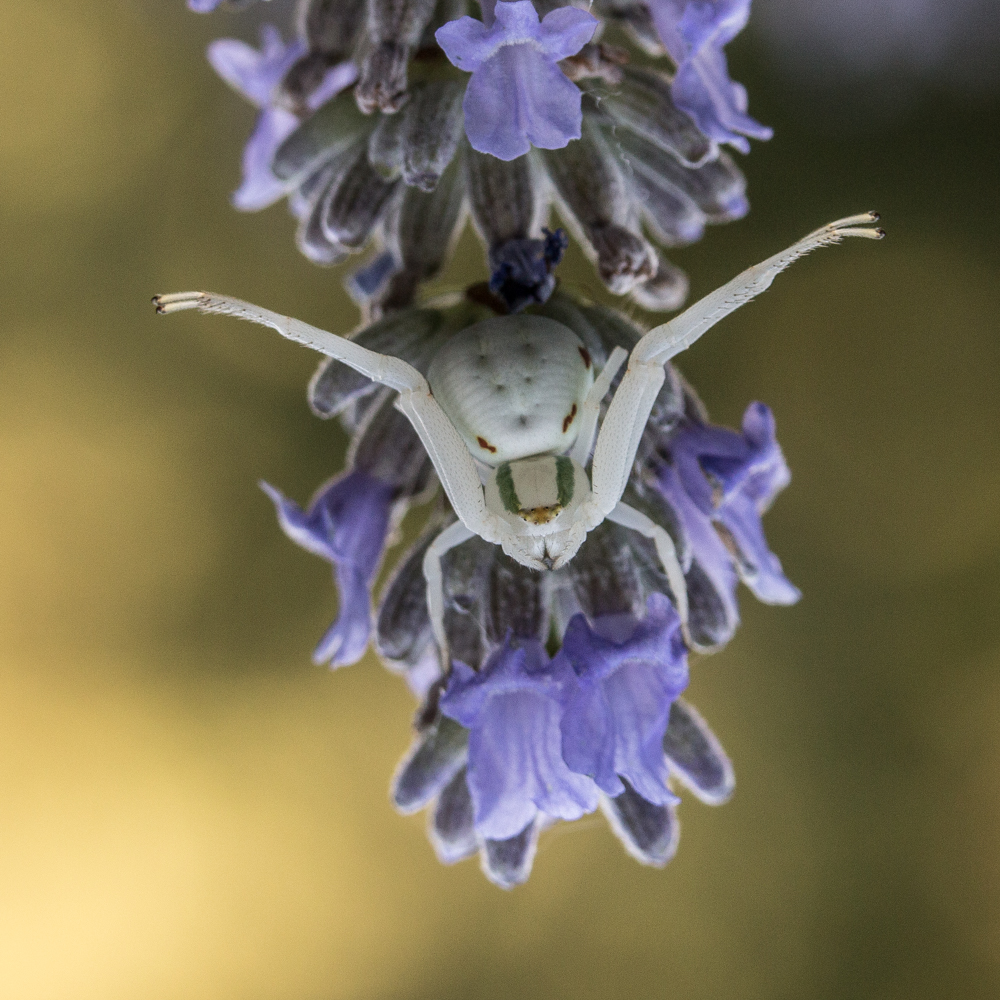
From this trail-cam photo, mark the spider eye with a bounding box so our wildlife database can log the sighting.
[519,504,563,526]
[493,456,575,522]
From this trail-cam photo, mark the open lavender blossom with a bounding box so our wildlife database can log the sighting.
[207,26,356,210]
[650,401,800,647]
[440,638,600,842]
[648,0,772,152]
[559,593,688,806]
[435,1,598,160]
[261,471,396,668]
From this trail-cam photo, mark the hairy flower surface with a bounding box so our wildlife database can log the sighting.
[436,1,598,160]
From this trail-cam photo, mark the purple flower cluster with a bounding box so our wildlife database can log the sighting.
[440,594,687,842]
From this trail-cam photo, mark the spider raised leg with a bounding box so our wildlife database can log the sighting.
[154,213,882,661]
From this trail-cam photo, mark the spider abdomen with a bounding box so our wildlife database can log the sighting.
[427,315,594,465]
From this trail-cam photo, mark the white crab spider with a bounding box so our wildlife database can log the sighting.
[155,213,882,658]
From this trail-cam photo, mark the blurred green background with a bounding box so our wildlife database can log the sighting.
[1,2,998,998]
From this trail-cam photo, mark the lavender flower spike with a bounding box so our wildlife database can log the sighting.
[208,26,356,210]
[440,638,600,842]
[648,0,772,153]
[262,471,397,668]
[559,593,689,805]
[436,1,598,161]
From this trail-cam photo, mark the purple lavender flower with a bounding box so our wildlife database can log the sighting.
[261,471,397,668]
[651,402,799,644]
[559,593,688,805]
[435,1,598,160]
[647,0,772,153]
[440,638,600,841]
[208,26,356,210]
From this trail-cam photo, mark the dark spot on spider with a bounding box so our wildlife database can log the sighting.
[562,403,577,433]
[477,436,497,453]
[579,347,591,369]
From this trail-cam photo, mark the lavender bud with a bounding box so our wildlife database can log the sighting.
[295,161,352,266]
[541,123,656,293]
[615,127,748,222]
[481,821,539,889]
[430,768,477,864]
[356,0,439,114]
[441,534,496,670]
[593,0,666,56]
[631,250,689,311]
[272,91,371,185]
[569,521,646,620]
[398,81,466,190]
[485,554,549,645]
[466,146,544,249]
[377,153,466,310]
[296,0,365,56]
[662,699,735,805]
[347,390,433,496]
[592,67,713,167]
[626,166,706,248]
[377,523,438,667]
[321,147,400,247]
[392,715,469,813]
[685,559,737,649]
[601,782,679,866]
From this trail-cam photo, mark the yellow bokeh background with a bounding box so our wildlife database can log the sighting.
[1,2,999,998]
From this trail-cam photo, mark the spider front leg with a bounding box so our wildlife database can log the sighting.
[590,213,884,515]
[153,292,505,545]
